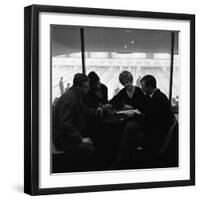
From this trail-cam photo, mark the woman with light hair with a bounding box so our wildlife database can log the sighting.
[105,70,145,112]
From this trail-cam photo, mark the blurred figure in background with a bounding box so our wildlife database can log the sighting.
[65,82,70,92]
[59,77,64,96]
[136,75,141,87]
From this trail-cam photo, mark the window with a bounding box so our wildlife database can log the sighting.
[51,26,179,113]
[51,26,82,102]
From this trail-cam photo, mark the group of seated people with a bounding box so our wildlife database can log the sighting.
[53,70,176,171]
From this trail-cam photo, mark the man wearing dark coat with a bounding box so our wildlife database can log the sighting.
[86,71,108,109]
[53,73,96,160]
[140,75,175,152]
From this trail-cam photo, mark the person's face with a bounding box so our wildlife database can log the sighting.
[140,81,149,95]
[122,79,133,91]
[81,81,90,94]
[95,80,101,89]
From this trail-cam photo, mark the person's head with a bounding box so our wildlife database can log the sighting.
[140,75,157,95]
[73,73,89,94]
[60,77,63,80]
[119,71,133,91]
[88,71,101,90]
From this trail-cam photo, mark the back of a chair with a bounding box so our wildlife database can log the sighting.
[159,117,178,154]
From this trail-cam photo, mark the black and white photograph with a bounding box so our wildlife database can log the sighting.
[51,26,179,173]
[24,5,195,195]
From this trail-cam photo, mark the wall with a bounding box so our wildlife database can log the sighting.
[0,0,199,199]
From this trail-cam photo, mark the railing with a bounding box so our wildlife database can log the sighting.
[52,57,179,68]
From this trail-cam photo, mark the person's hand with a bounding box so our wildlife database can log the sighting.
[82,137,93,144]
[124,109,142,117]
[134,109,142,115]
[124,109,136,117]
[123,104,134,110]
[102,104,113,110]
[96,106,103,117]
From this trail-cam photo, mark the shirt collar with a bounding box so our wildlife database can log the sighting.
[149,88,157,98]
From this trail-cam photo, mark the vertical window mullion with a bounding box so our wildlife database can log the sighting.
[169,32,175,102]
[80,28,86,74]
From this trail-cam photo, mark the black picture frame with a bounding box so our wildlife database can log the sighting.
[24,4,195,195]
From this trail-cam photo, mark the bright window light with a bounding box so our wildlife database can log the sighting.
[69,52,82,57]
[54,54,67,58]
[174,55,180,60]
[111,52,146,59]
[88,52,109,58]
[153,53,170,59]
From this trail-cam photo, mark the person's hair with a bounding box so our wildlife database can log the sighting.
[119,71,133,85]
[140,75,157,88]
[88,71,100,88]
[73,73,89,87]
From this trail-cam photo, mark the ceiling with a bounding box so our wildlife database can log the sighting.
[51,25,179,57]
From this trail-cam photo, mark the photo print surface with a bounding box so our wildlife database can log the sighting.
[51,25,179,174]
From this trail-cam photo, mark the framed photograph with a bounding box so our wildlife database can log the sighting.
[24,4,195,195]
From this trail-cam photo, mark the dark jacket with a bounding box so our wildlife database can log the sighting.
[86,83,108,108]
[53,86,94,150]
[143,89,175,151]
[109,86,146,112]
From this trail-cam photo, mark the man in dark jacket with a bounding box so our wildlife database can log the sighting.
[140,75,175,152]
[86,71,108,109]
[53,73,96,159]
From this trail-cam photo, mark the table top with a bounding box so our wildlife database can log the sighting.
[102,109,145,124]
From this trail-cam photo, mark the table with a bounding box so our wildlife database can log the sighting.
[89,111,145,168]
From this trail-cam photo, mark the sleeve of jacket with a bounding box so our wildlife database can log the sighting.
[59,98,83,146]
[136,88,149,113]
[103,84,108,104]
[109,90,123,109]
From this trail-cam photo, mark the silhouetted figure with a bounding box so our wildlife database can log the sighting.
[172,97,176,106]
[59,77,64,96]
[65,83,70,92]
[53,74,97,171]
[136,76,141,87]
[86,71,108,109]
[112,75,175,168]
[175,95,179,106]
[140,75,175,151]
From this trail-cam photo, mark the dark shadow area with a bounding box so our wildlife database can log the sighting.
[52,114,178,173]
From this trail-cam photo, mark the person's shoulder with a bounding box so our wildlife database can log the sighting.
[154,89,169,102]
[62,88,76,101]
[135,86,142,91]
[117,87,126,94]
[155,89,165,97]
[101,83,108,90]
[111,88,125,99]
[135,86,143,94]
